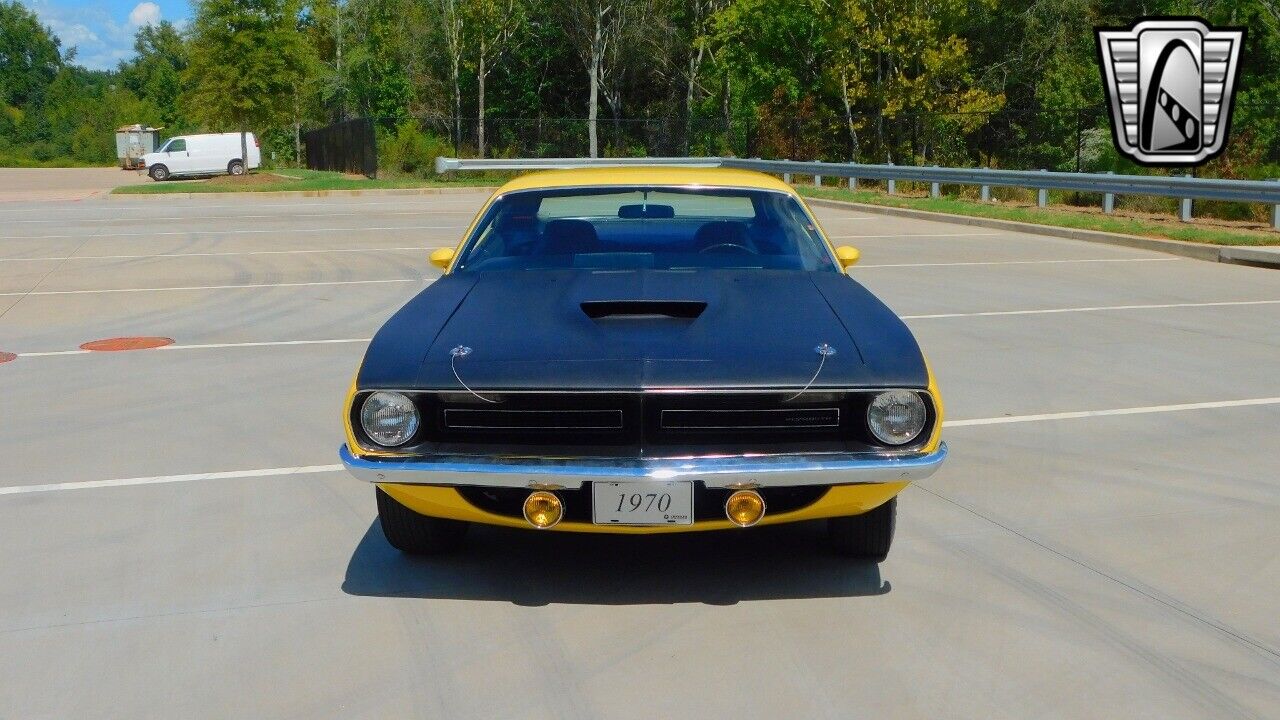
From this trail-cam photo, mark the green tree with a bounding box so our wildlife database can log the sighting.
[555,0,639,157]
[464,0,527,157]
[183,0,313,170]
[301,0,348,120]
[433,0,465,147]
[711,0,832,108]
[667,0,728,153]
[0,0,63,110]
[344,0,415,122]
[5,0,1279,173]
[827,0,872,159]
[859,0,1003,161]
[709,0,835,158]
[119,21,189,130]
[38,66,152,163]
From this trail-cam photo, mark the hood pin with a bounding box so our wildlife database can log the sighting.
[450,345,500,403]
[786,343,836,402]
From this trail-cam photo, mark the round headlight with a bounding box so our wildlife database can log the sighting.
[867,391,927,446]
[359,392,419,447]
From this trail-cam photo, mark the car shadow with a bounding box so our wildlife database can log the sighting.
[341,520,890,605]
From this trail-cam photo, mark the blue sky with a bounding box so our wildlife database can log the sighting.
[25,0,192,70]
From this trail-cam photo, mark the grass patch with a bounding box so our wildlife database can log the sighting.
[0,155,115,168]
[112,168,503,195]
[797,185,1280,247]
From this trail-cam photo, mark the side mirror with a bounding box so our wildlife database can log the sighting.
[429,247,456,271]
[834,245,861,269]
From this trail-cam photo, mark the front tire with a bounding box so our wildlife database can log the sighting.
[228,159,245,176]
[827,498,896,561]
[376,488,468,554]
[148,164,169,181]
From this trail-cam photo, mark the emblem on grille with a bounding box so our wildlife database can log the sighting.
[1095,18,1245,166]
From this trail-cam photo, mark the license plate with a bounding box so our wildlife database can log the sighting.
[592,481,694,525]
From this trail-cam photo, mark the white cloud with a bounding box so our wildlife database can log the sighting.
[25,0,173,70]
[50,19,99,46]
[128,2,161,28]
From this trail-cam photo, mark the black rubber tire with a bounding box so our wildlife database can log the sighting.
[228,160,245,176]
[827,498,896,561]
[148,164,169,181]
[375,487,468,554]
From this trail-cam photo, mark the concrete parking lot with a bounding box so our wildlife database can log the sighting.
[1,185,1278,719]
[0,167,149,203]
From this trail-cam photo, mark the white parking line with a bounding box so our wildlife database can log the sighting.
[17,338,372,357]
[859,258,1180,268]
[0,278,428,297]
[4,295,1275,355]
[902,299,1280,319]
[0,225,462,241]
[6,395,1280,496]
[0,198,489,215]
[945,397,1280,427]
[0,247,430,262]
[0,465,345,496]
[10,211,474,224]
[830,232,1003,238]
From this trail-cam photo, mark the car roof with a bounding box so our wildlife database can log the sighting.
[493,166,796,194]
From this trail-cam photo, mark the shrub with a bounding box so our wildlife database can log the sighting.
[381,122,453,177]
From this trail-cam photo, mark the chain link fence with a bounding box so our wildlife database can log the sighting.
[374,106,1279,177]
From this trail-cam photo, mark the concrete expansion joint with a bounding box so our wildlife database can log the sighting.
[914,484,1280,666]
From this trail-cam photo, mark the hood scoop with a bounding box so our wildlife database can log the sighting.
[581,300,707,320]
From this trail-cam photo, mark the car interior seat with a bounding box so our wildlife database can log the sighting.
[496,213,538,256]
[692,220,754,253]
[541,219,600,255]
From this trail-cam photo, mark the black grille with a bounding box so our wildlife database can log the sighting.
[642,392,853,448]
[457,483,830,523]
[660,407,840,430]
[444,409,624,430]
[350,389,935,455]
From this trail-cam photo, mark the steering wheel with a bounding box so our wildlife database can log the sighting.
[698,242,759,255]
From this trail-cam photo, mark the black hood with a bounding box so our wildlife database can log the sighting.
[358,269,927,390]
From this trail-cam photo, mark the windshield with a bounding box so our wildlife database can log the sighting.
[452,187,837,273]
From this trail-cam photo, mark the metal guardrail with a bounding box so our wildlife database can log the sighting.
[434,156,722,173]
[435,156,1280,229]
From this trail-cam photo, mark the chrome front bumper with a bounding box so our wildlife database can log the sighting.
[339,442,947,490]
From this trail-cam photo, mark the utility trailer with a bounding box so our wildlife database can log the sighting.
[115,125,163,169]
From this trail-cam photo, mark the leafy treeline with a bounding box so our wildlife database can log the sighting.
[1,0,1278,173]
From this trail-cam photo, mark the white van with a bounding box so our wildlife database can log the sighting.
[142,132,263,181]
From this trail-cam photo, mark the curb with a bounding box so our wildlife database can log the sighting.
[1218,246,1280,268]
[803,197,1279,267]
[106,185,499,201]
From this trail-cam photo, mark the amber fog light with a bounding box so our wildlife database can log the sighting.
[725,490,766,527]
[523,491,563,529]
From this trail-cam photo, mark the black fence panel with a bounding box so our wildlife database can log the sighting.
[304,118,377,178]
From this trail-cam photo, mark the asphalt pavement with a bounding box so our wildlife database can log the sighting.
[1,186,1278,719]
[0,167,149,203]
